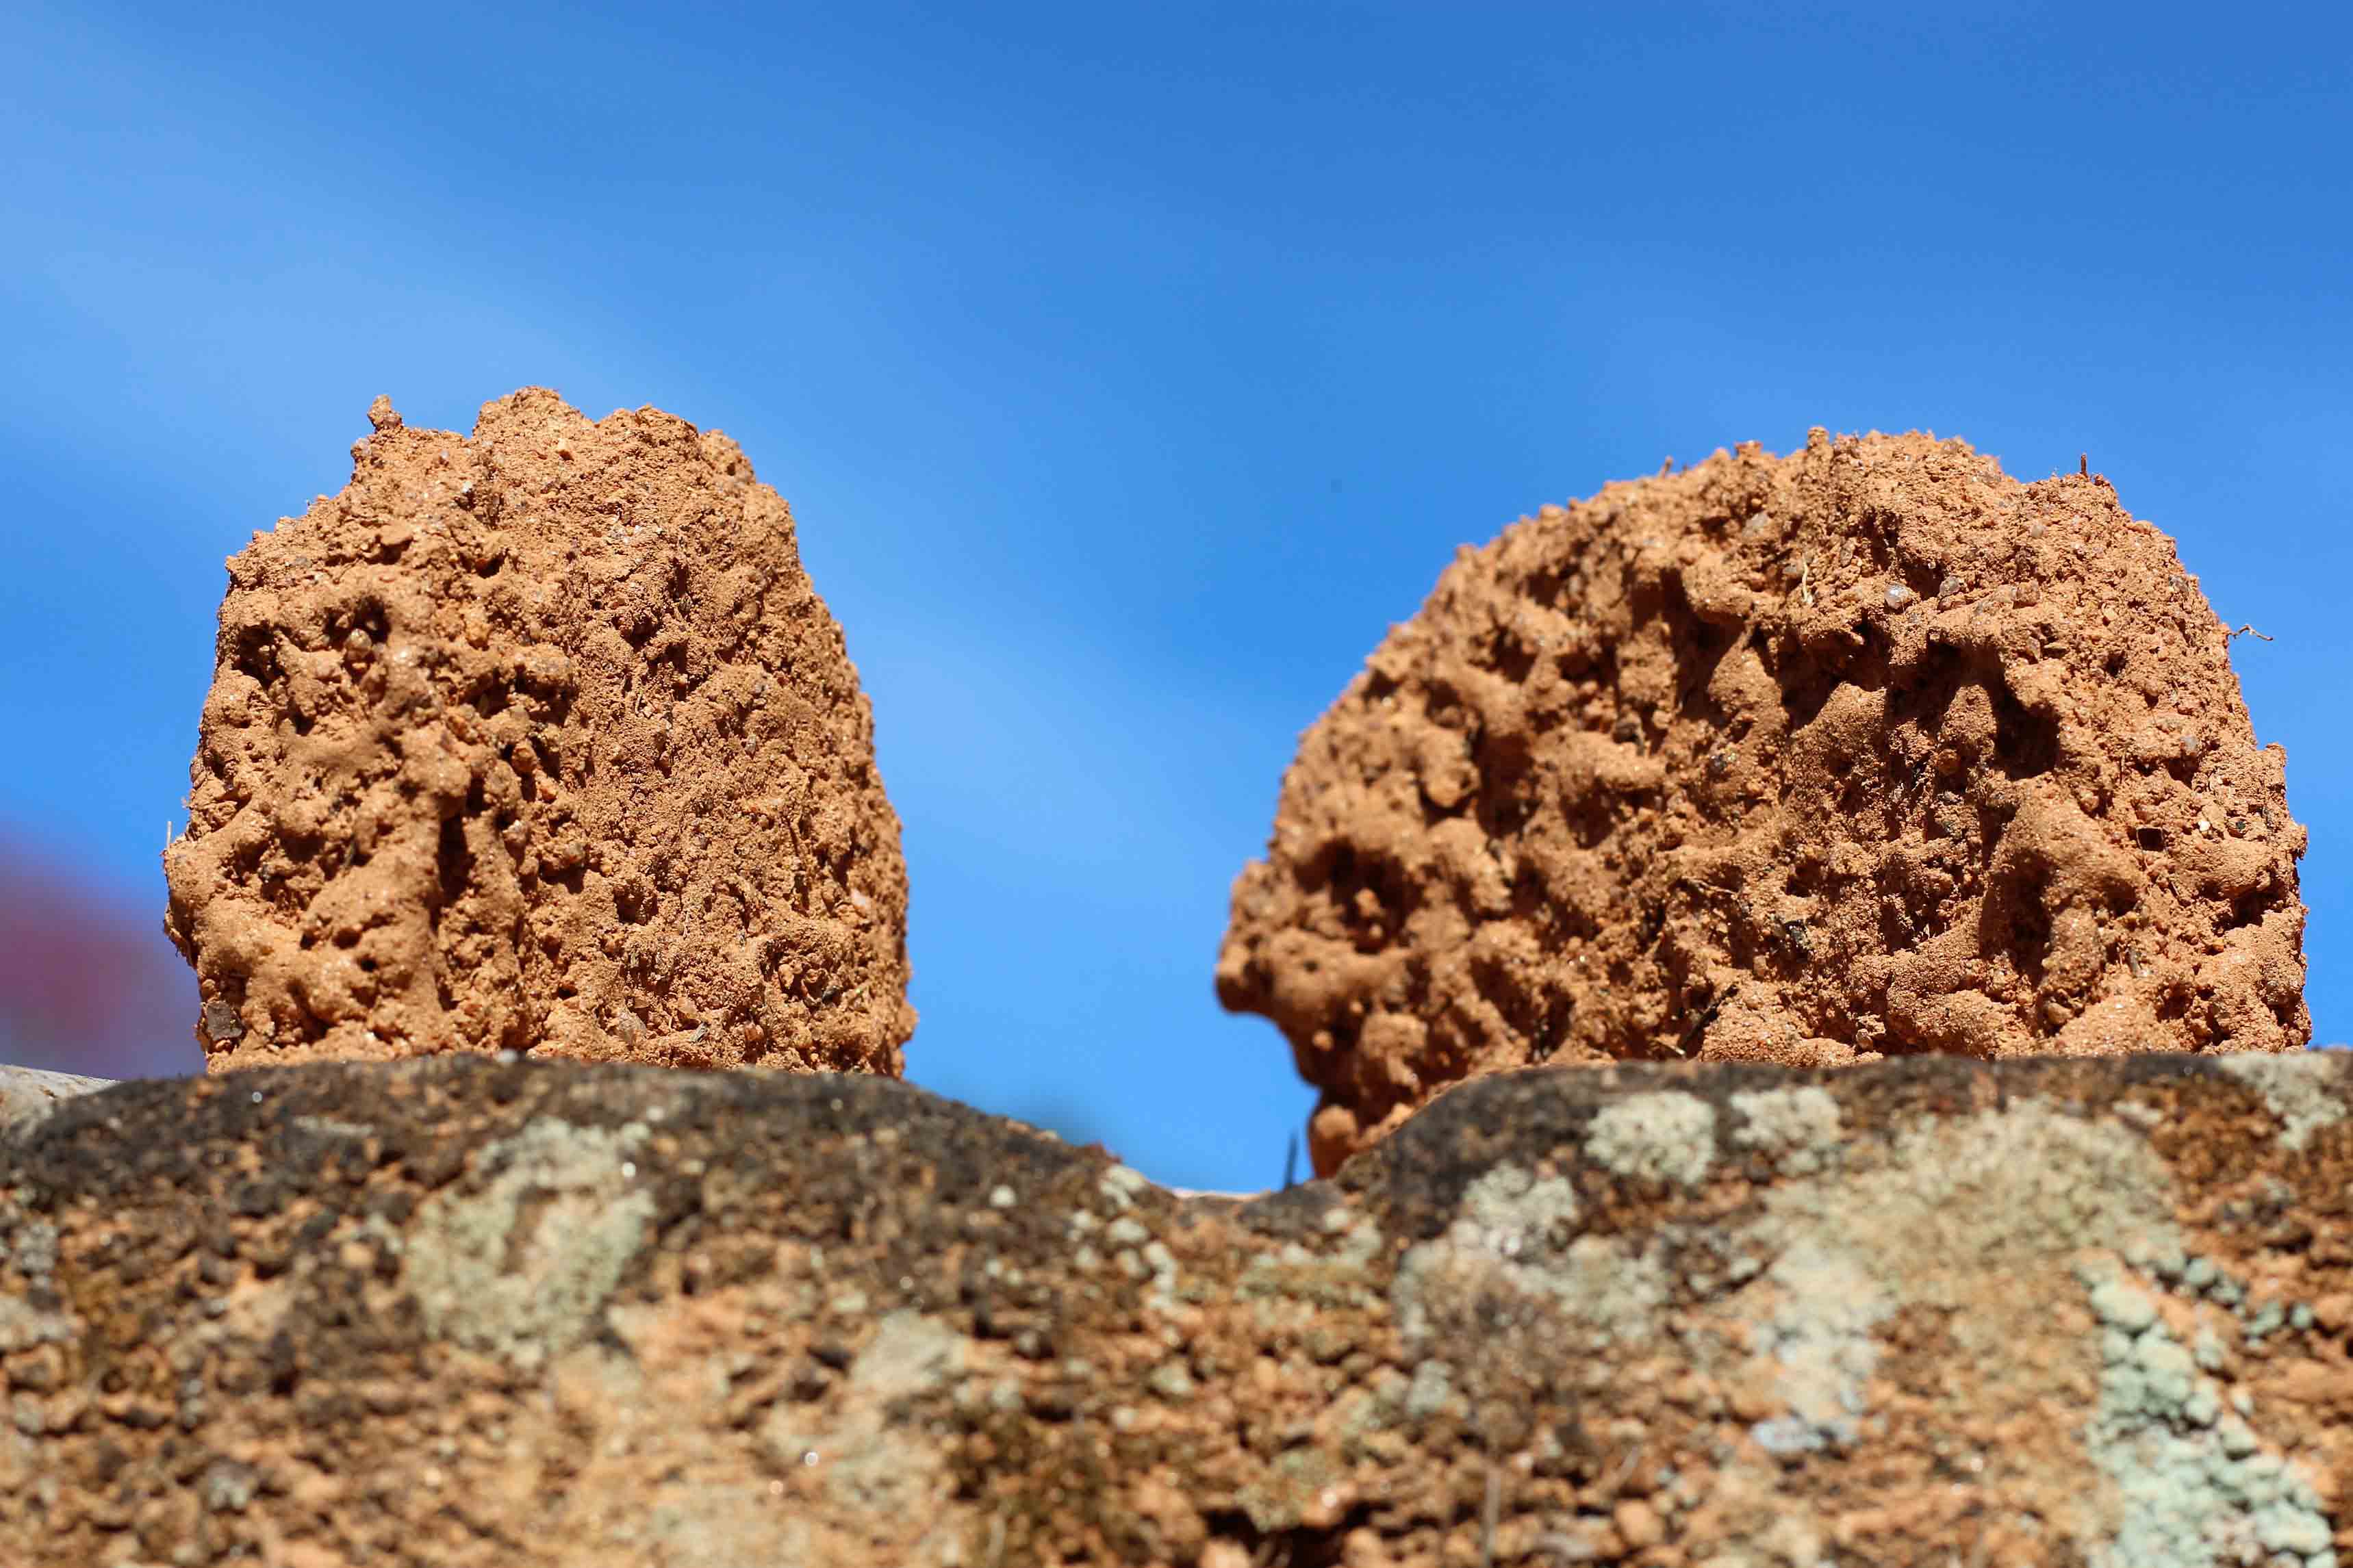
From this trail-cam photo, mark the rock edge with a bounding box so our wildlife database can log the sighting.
[8,1051,2353,1565]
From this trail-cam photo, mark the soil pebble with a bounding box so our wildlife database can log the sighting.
[1219,430,2308,1174]
[165,389,913,1075]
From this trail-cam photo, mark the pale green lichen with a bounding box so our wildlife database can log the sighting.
[1586,1091,1718,1190]
[1728,1086,1844,1177]
[0,1293,73,1354]
[2077,1260,2336,1568]
[1239,1444,1347,1533]
[1453,1166,1580,1257]
[1403,1359,1456,1422]
[1746,1239,1890,1454]
[1238,1214,1383,1312]
[1756,1099,2180,1311]
[1713,1101,2190,1518]
[1146,1361,1195,1402]
[853,1310,969,1404]
[5,1218,58,1278]
[1391,1164,1666,1350]
[1330,1385,1390,1459]
[761,1310,971,1519]
[1380,1087,2339,1564]
[1098,1164,1151,1209]
[405,1116,656,1369]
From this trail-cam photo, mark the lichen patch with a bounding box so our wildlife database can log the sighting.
[405,1115,656,1367]
[1728,1084,1844,1177]
[1586,1090,1718,1190]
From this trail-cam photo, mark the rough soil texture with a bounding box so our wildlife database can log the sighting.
[163,390,913,1076]
[1220,431,2309,1176]
[9,1052,2353,1566]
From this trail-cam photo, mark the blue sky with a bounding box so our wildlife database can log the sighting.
[4,2,2348,1190]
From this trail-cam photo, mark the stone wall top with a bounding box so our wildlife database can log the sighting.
[7,1050,2353,1565]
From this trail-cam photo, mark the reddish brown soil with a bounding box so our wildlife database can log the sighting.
[1220,431,2309,1175]
[164,390,913,1075]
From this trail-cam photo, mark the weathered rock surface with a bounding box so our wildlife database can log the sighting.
[0,1065,112,1133]
[1221,432,2309,1175]
[9,1051,2353,1566]
[163,390,913,1077]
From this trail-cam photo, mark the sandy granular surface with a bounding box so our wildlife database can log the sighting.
[1220,430,2309,1174]
[164,389,913,1075]
[14,1052,2353,1568]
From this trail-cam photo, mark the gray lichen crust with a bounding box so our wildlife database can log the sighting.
[405,1115,657,1368]
[4,1050,2352,1567]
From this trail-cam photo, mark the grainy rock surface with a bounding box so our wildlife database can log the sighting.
[1220,431,2308,1175]
[163,390,913,1075]
[0,1066,112,1133]
[8,1052,2353,1566]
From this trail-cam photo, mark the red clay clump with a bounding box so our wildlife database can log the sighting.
[1219,430,2309,1175]
[164,390,914,1075]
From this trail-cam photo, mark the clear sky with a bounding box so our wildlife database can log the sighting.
[4,2,2348,1190]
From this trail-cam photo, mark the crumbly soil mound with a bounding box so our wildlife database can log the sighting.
[164,389,913,1074]
[1220,430,2309,1175]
